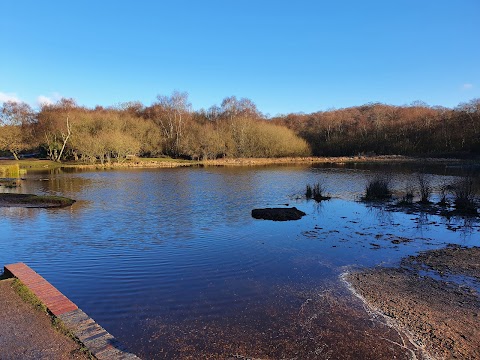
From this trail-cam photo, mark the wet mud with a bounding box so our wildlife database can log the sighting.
[346,246,480,360]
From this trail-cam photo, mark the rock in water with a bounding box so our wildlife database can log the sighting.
[251,207,306,221]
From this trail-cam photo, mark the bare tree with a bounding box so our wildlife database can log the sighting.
[37,98,77,161]
[152,91,191,156]
[0,101,36,159]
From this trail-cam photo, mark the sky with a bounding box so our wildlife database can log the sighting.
[1,0,479,116]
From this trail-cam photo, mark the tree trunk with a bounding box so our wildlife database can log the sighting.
[55,116,71,162]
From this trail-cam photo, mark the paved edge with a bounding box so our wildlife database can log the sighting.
[4,262,141,360]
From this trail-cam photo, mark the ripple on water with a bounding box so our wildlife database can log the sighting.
[0,165,478,359]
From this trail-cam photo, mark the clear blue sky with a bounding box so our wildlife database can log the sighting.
[1,0,479,116]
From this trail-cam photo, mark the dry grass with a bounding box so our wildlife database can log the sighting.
[0,159,62,170]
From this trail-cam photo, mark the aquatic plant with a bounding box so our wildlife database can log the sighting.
[452,176,478,214]
[363,176,392,201]
[417,173,432,204]
[437,183,451,206]
[398,187,414,205]
[305,184,313,199]
[306,182,331,201]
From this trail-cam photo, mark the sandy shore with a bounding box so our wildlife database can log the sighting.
[345,245,480,360]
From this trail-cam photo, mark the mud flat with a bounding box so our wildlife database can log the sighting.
[345,245,480,360]
[0,193,75,208]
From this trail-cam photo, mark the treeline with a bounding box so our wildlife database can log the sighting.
[272,99,480,157]
[1,94,479,162]
[0,92,310,162]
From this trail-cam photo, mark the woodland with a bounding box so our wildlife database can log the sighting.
[1,92,479,163]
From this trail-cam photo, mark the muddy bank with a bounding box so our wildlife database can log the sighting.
[202,155,463,166]
[346,246,480,360]
[0,193,75,208]
[402,244,480,279]
[55,155,467,169]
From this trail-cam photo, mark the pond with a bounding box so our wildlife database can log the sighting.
[1,163,479,359]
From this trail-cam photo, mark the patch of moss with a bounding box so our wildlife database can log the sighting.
[11,278,47,313]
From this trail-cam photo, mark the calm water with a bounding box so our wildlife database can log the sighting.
[1,164,478,359]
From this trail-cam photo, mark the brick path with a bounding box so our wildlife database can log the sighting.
[4,263,141,360]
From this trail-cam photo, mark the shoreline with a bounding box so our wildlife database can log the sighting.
[201,155,468,166]
[340,272,433,360]
[343,245,480,360]
[3,263,140,359]
[1,155,472,171]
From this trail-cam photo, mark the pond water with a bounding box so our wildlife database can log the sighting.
[1,163,479,359]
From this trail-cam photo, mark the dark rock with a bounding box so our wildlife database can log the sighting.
[251,207,306,221]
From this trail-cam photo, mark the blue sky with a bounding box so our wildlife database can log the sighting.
[1,0,479,116]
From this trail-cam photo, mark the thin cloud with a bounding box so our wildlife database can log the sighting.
[37,95,54,106]
[462,83,474,90]
[0,92,21,103]
[37,92,62,106]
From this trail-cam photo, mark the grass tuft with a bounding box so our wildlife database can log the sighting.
[363,176,392,201]
[417,173,432,204]
[11,278,48,313]
[397,187,414,205]
[453,176,478,214]
[306,182,331,201]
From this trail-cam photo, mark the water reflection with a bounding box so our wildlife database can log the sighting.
[0,164,478,358]
[365,203,395,225]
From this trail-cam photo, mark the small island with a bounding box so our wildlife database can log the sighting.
[0,193,76,208]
